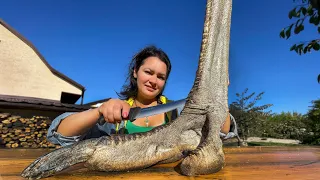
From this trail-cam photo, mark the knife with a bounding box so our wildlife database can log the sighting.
[98,98,186,125]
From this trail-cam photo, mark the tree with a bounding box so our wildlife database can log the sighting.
[265,112,307,140]
[280,0,320,83]
[305,99,320,144]
[229,88,273,140]
[280,0,320,54]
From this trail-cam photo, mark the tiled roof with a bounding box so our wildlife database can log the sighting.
[0,95,90,112]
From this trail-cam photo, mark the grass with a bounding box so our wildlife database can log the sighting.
[247,142,302,146]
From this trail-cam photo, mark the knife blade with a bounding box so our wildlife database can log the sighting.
[98,98,186,125]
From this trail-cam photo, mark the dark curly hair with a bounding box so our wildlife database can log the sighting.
[118,45,172,101]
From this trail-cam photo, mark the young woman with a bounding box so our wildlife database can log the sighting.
[47,45,231,146]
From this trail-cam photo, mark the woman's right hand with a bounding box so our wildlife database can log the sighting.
[97,99,131,124]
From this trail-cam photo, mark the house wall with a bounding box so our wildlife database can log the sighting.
[0,24,82,101]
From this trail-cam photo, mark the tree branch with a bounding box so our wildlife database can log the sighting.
[296,38,320,44]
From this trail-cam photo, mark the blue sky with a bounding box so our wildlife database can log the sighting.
[2,0,319,114]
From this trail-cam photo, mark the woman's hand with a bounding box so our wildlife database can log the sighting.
[97,99,131,124]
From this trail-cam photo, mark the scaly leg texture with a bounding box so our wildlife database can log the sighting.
[21,139,96,179]
[179,109,226,176]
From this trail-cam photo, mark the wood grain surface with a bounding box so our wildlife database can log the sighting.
[0,146,319,180]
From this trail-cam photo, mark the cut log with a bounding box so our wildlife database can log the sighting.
[11,143,19,148]
[0,113,59,148]
[5,143,11,148]
[0,113,11,119]
[15,129,22,134]
[25,128,31,133]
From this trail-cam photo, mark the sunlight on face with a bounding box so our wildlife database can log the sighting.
[134,57,167,100]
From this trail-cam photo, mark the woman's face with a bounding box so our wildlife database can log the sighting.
[134,56,168,100]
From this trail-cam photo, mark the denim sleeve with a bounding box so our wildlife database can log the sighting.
[47,112,82,146]
[219,113,240,140]
[47,112,118,146]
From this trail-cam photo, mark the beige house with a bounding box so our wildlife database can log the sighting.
[0,19,85,104]
[0,19,89,118]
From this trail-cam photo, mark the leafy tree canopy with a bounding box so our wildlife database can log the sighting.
[280,0,320,55]
[307,99,320,132]
[280,0,320,83]
[229,88,273,140]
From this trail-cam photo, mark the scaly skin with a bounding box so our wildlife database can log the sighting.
[21,0,232,179]
[21,114,204,179]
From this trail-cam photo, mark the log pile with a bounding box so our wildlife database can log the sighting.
[0,113,60,148]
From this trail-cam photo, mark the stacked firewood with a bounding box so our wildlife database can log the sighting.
[0,113,60,148]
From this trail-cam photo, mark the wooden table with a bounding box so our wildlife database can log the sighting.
[0,146,319,180]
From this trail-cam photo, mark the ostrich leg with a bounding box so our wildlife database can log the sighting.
[21,0,232,179]
[179,0,232,175]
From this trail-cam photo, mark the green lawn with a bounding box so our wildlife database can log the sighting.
[247,142,302,146]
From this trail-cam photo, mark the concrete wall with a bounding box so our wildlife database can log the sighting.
[0,24,82,101]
